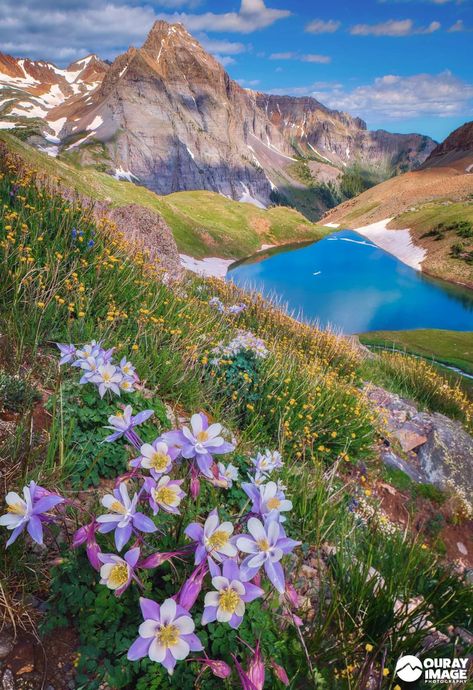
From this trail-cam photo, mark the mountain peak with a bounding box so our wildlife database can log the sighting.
[142,20,191,51]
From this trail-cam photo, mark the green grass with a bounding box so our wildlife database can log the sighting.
[0,132,326,259]
[360,329,473,376]
[395,201,473,236]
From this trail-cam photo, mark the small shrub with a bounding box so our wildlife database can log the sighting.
[0,371,40,412]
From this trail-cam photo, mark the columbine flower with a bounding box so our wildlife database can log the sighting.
[209,297,225,312]
[212,462,239,489]
[99,547,140,596]
[242,480,291,521]
[202,558,263,629]
[127,597,203,675]
[144,476,186,515]
[227,303,247,314]
[119,356,136,379]
[104,405,153,447]
[55,343,76,365]
[251,450,283,476]
[236,517,300,593]
[0,482,63,547]
[179,413,235,476]
[185,509,237,565]
[91,363,123,397]
[78,355,105,384]
[132,439,176,478]
[233,640,265,690]
[119,376,136,393]
[96,482,156,551]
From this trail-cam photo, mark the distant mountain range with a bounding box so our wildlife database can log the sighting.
[0,21,437,217]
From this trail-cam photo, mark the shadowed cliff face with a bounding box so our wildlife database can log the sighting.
[0,20,436,215]
[255,93,436,173]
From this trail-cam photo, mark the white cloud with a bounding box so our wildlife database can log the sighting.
[216,55,236,66]
[0,0,288,64]
[448,19,468,32]
[237,78,261,87]
[302,54,332,64]
[157,0,291,34]
[269,52,331,63]
[300,71,473,119]
[198,34,247,55]
[350,18,441,36]
[305,19,341,34]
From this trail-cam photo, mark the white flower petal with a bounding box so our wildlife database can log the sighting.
[174,615,195,635]
[148,638,166,663]
[139,619,158,638]
[170,637,190,661]
[247,517,266,542]
[160,598,177,625]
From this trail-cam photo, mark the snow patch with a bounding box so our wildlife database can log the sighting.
[355,218,426,271]
[114,167,139,182]
[239,182,267,209]
[0,121,15,129]
[180,254,234,278]
[87,115,103,131]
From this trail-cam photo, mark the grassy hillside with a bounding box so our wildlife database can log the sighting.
[1,139,473,690]
[360,329,473,375]
[391,201,473,286]
[0,133,326,259]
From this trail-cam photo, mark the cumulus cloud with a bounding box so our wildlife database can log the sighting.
[237,78,261,87]
[305,19,341,34]
[198,34,247,55]
[156,0,291,34]
[291,71,473,119]
[269,52,331,63]
[448,19,467,31]
[0,0,289,64]
[350,18,441,36]
[215,55,237,66]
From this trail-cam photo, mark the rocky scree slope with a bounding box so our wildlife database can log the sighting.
[0,21,435,212]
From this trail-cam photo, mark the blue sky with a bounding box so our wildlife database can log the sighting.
[1,0,472,140]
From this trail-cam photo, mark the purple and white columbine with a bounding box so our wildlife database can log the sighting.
[90,363,123,398]
[104,405,153,448]
[55,343,76,365]
[178,413,235,476]
[251,450,283,476]
[99,546,140,596]
[131,439,176,478]
[144,476,186,515]
[96,482,157,550]
[185,509,237,565]
[236,517,300,593]
[0,482,63,547]
[127,597,203,675]
[202,558,263,629]
[244,481,292,522]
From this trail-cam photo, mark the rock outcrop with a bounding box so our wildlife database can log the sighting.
[101,204,183,280]
[421,120,473,172]
[365,384,473,498]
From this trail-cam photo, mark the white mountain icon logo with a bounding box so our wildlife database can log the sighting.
[395,655,424,682]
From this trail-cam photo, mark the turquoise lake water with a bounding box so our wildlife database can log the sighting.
[227,230,473,334]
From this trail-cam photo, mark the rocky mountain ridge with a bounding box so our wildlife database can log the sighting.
[0,20,436,213]
[421,121,473,172]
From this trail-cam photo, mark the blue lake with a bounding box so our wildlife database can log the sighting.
[227,230,473,334]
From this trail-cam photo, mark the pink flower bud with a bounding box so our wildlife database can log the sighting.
[285,582,299,608]
[271,661,290,686]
